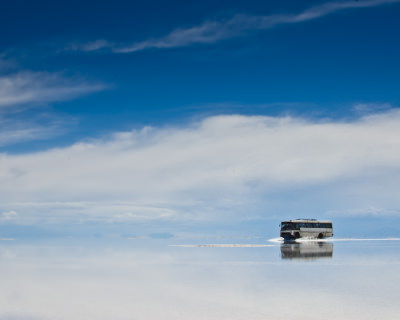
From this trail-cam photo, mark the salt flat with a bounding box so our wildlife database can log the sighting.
[0,238,399,320]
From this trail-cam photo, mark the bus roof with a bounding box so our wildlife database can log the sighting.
[281,219,332,223]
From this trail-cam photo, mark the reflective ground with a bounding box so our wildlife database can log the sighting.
[0,237,399,320]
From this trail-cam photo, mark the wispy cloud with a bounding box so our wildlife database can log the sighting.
[353,102,392,114]
[0,210,18,221]
[67,39,113,52]
[0,124,56,147]
[0,55,16,71]
[0,70,104,147]
[2,108,400,223]
[0,71,105,109]
[72,0,400,53]
[329,206,400,217]
[0,112,75,147]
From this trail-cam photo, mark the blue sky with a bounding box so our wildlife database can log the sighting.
[1,0,400,237]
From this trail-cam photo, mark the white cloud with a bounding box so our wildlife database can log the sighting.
[1,109,400,223]
[72,0,400,53]
[0,71,105,109]
[1,210,18,221]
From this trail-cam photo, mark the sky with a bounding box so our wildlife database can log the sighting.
[1,0,400,238]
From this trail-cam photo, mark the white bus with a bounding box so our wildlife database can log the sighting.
[280,219,333,240]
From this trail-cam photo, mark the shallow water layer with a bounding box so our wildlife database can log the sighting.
[0,238,399,320]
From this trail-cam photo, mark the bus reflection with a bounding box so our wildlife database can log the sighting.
[280,242,334,260]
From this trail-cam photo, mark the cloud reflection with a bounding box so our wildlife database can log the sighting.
[1,240,400,319]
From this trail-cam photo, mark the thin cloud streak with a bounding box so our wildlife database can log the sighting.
[0,124,57,147]
[76,0,400,53]
[0,113,75,147]
[0,71,106,109]
[328,206,400,217]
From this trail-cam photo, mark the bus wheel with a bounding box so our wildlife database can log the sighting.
[318,233,323,239]
[294,232,300,239]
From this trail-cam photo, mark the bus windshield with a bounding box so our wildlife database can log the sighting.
[281,222,293,230]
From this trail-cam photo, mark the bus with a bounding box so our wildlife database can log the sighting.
[280,219,333,240]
